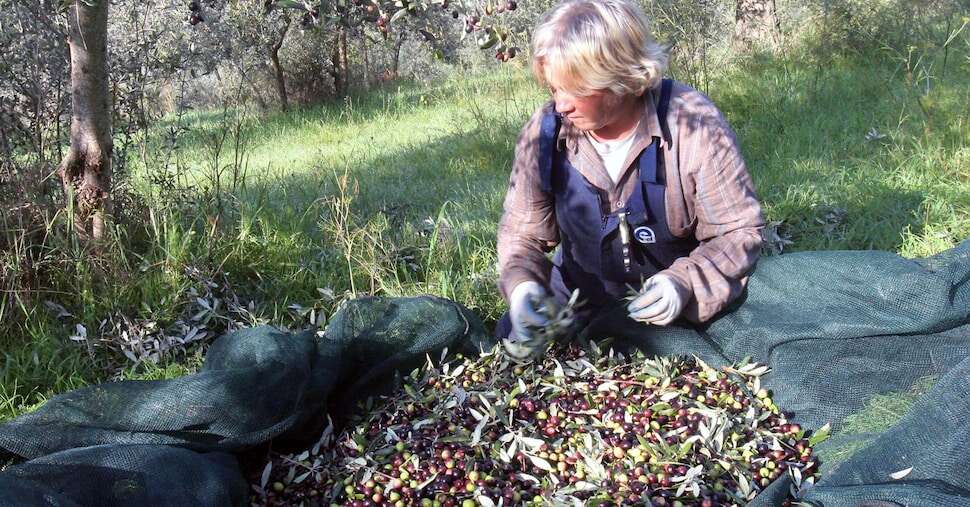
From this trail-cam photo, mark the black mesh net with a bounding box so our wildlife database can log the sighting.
[583,241,970,506]
[0,445,245,506]
[1,241,968,506]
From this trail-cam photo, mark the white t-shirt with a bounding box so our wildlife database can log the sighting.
[584,127,639,184]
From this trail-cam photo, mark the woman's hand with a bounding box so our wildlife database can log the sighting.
[508,281,550,341]
[627,274,685,326]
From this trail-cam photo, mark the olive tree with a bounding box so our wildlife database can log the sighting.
[59,0,113,240]
[733,0,781,51]
[245,0,527,95]
[0,0,69,168]
[31,0,527,242]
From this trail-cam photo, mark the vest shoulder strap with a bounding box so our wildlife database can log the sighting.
[657,78,673,146]
[538,110,561,193]
[537,78,674,192]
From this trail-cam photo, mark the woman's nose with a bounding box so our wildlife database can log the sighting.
[554,91,574,113]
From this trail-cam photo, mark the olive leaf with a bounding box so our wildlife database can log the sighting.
[527,454,554,472]
[389,7,409,24]
[890,467,913,480]
[808,422,832,446]
[259,461,272,490]
[470,416,489,447]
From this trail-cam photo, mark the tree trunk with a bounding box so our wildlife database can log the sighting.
[339,26,348,93]
[329,33,341,95]
[0,98,11,160]
[269,17,291,112]
[55,73,63,163]
[390,32,406,80]
[58,0,112,241]
[361,31,371,90]
[228,60,269,111]
[733,0,781,52]
[330,26,348,96]
[33,88,43,162]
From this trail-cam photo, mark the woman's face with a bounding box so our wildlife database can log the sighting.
[549,82,624,133]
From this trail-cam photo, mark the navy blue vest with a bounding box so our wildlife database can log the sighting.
[538,79,699,309]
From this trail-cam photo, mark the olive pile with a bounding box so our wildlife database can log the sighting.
[252,344,823,506]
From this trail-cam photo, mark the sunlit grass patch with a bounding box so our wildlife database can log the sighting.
[815,376,937,471]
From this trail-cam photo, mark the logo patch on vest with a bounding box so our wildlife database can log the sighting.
[634,226,656,244]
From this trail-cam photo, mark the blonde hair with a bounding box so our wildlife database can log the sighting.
[531,0,668,97]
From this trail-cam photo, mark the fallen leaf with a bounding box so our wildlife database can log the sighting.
[890,467,913,480]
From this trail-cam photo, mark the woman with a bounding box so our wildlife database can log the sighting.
[496,0,764,349]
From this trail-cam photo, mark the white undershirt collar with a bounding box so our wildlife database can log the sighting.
[584,124,639,184]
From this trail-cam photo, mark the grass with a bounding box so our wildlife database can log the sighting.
[815,376,938,472]
[0,42,967,427]
[714,53,970,256]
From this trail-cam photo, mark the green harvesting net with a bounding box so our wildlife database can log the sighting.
[1,239,968,506]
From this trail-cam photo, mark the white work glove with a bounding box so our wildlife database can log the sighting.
[502,281,553,360]
[626,273,686,326]
[508,281,550,342]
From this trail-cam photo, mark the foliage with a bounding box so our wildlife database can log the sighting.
[799,0,967,55]
[646,0,733,93]
[0,0,69,164]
